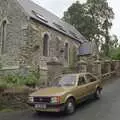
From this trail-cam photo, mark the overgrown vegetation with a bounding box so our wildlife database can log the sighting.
[0,70,40,92]
[0,70,40,111]
[109,47,120,60]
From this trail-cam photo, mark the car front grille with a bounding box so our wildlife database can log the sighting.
[33,97,51,103]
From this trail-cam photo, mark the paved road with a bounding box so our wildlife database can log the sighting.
[0,78,120,120]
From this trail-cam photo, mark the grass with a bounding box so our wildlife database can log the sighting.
[0,108,14,113]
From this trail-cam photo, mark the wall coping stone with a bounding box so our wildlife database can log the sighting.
[47,61,63,66]
[104,60,112,63]
[94,60,102,64]
[47,57,63,66]
[0,66,20,71]
[77,60,87,65]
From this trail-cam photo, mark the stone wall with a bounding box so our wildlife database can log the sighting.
[77,60,120,80]
[0,0,80,84]
[22,19,79,69]
[0,0,29,67]
[19,19,80,83]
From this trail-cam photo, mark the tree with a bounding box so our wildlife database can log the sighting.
[101,34,119,57]
[109,35,120,59]
[63,0,114,57]
[109,35,119,48]
[63,1,98,41]
[109,47,120,60]
[87,0,114,56]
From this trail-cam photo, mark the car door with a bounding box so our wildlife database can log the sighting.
[85,74,98,95]
[75,75,87,101]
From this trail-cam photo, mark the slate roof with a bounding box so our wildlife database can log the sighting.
[17,0,87,43]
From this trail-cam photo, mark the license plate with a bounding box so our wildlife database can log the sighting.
[35,104,47,109]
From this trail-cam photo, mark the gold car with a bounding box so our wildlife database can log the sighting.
[28,73,102,114]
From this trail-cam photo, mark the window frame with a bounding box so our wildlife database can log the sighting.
[32,10,48,23]
[43,33,49,57]
[56,37,61,58]
[77,76,86,86]
[64,41,69,64]
[0,20,7,54]
[85,74,97,83]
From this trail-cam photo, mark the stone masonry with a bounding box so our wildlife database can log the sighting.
[0,0,86,84]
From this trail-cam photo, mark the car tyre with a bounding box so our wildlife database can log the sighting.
[65,98,75,115]
[94,88,102,99]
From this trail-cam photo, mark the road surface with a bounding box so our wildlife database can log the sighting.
[0,78,120,120]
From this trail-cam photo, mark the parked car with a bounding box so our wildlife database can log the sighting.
[28,73,102,114]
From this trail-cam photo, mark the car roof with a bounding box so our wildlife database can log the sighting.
[63,73,91,77]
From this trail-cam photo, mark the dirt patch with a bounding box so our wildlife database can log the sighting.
[0,86,35,111]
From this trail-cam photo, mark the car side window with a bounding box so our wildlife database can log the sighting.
[86,74,96,83]
[78,77,86,86]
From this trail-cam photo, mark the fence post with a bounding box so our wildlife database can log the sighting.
[114,60,120,76]
[47,57,63,86]
[77,60,87,73]
[106,60,111,77]
[94,60,102,79]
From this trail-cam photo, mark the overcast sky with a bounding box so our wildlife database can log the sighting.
[32,0,120,40]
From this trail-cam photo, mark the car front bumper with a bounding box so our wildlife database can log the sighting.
[28,102,65,112]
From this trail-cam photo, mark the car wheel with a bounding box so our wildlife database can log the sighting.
[65,98,75,115]
[94,88,102,99]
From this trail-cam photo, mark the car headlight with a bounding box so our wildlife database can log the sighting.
[51,97,60,104]
[28,96,34,102]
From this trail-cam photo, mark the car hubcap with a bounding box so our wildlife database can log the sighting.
[67,102,74,113]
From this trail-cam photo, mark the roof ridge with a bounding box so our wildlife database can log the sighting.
[17,0,87,43]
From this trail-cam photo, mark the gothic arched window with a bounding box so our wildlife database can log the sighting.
[56,37,61,58]
[64,42,69,62]
[43,33,49,57]
[1,20,7,54]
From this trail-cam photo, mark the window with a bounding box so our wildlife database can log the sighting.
[43,34,49,57]
[86,74,96,83]
[64,42,69,62]
[78,77,86,86]
[56,37,61,57]
[32,10,48,23]
[52,75,76,87]
[56,37,60,51]
[1,20,7,54]
[53,22,66,32]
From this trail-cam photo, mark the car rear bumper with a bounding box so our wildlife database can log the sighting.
[28,102,65,112]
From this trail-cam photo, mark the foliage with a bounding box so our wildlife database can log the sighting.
[101,34,119,57]
[0,81,8,92]
[109,47,120,60]
[0,71,40,89]
[109,35,119,48]
[22,73,39,87]
[63,1,97,41]
[63,0,115,56]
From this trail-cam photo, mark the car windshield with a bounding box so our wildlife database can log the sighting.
[52,75,76,87]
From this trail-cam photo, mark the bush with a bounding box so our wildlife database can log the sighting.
[109,47,120,60]
[5,74,19,84]
[0,71,40,89]
[0,82,8,92]
[23,74,38,88]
